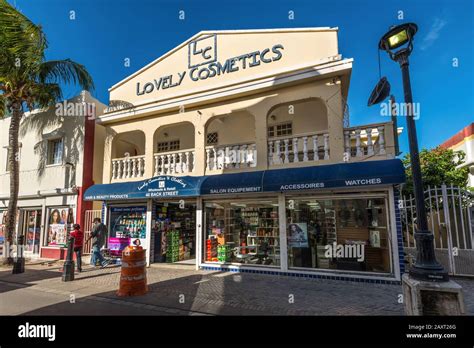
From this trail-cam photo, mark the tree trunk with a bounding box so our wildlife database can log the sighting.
[3,101,22,264]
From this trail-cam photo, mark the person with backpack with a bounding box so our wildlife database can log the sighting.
[87,218,109,268]
[70,224,84,272]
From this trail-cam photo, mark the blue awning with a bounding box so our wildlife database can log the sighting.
[261,159,406,193]
[85,159,405,200]
[200,170,264,195]
[84,175,205,201]
[201,159,405,195]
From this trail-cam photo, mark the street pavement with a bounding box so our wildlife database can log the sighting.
[0,262,473,315]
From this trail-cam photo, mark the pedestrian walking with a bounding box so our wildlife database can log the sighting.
[70,224,84,272]
[86,218,109,268]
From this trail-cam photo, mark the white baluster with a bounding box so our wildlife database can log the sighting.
[192,151,195,172]
[171,153,177,174]
[283,139,290,164]
[206,148,211,171]
[367,128,374,156]
[112,161,117,179]
[241,145,248,166]
[302,136,308,162]
[178,152,183,173]
[268,141,274,165]
[378,126,386,154]
[185,151,190,173]
[250,144,257,167]
[217,149,224,169]
[344,130,350,157]
[131,158,136,177]
[312,135,319,161]
[159,155,165,175]
[117,160,122,179]
[154,155,159,176]
[355,129,363,157]
[324,134,330,160]
[125,159,130,178]
[213,148,218,170]
[234,145,240,169]
[224,146,232,168]
[292,137,299,163]
[275,140,281,164]
[138,157,144,177]
[168,155,171,174]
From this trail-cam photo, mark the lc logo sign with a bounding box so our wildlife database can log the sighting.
[188,34,217,68]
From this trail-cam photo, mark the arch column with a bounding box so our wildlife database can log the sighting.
[193,120,206,176]
[103,131,114,184]
[324,85,345,162]
[246,105,268,171]
[144,128,155,178]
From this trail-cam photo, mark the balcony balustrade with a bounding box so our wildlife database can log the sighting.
[206,143,257,171]
[344,124,386,158]
[154,149,195,176]
[268,132,330,166]
[111,155,146,180]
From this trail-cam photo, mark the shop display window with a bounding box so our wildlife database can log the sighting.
[23,210,42,254]
[109,206,147,256]
[153,201,196,263]
[46,207,74,247]
[286,196,391,273]
[204,199,280,266]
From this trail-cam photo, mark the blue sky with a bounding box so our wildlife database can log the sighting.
[8,0,474,156]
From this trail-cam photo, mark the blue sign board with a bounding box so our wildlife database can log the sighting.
[84,159,405,201]
[84,175,205,201]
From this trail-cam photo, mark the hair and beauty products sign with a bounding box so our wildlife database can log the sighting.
[136,34,284,96]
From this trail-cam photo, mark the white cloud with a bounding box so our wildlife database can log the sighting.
[420,18,447,51]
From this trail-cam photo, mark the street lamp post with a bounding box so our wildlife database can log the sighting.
[377,23,465,315]
[379,23,448,282]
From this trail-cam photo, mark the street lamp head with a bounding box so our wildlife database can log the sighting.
[379,23,418,61]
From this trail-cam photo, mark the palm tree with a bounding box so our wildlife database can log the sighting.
[0,0,94,263]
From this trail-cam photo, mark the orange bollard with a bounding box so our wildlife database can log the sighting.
[117,244,148,297]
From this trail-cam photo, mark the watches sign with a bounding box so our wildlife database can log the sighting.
[136,34,284,96]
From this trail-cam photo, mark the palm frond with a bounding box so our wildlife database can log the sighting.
[25,83,63,110]
[38,59,95,92]
[0,0,46,56]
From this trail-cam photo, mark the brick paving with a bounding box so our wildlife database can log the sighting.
[0,262,473,315]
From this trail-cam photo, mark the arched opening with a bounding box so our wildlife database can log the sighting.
[153,122,195,175]
[111,130,146,180]
[205,111,256,171]
[266,98,329,165]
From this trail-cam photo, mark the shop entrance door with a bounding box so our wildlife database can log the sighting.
[21,209,42,256]
[153,200,196,264]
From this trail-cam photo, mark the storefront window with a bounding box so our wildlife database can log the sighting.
[204,199,280,266]
[23,210,42,254]
[108,206,147,256]
[286,196,391,273]
[153,200,196,263]
[46,207,74,246]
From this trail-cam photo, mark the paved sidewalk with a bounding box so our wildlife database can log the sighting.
[1,263,473,315]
